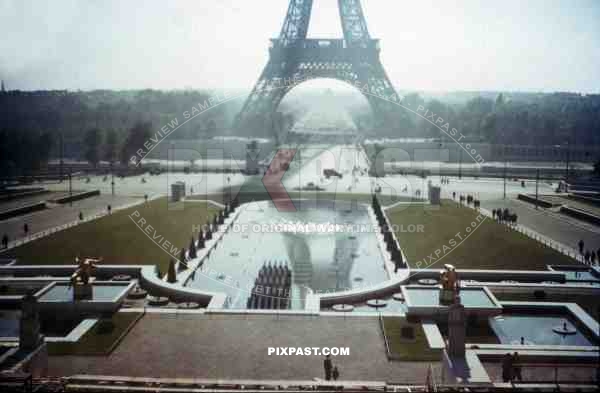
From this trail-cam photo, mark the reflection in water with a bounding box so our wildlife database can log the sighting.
[185,200,388,309]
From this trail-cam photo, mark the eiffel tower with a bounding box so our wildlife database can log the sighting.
[235,0,402,132]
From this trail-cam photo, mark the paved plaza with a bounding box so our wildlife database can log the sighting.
[0,194,142,249]
[481,198,600,253]
[48,313,441,383]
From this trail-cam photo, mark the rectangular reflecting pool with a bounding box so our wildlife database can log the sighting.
[0,310,19,337]
[403,287,497,308]
[558,270,599,284]
[38,283,130,302]
[489,314,595,346]
[186,200,389,309]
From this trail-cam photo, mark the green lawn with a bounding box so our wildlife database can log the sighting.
[381,317,441,361]
[48,312,143,356]
[387,200,577,270]
[11,197,218,272]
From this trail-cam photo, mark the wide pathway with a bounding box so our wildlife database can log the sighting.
[481,198,600,255]
[0,194,142,252]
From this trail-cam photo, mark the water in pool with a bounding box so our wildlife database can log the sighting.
[559,269,600,284]
[186,200,389,308]
[489,314,594,346]
[404,287,496,308]
[39,284,128,301]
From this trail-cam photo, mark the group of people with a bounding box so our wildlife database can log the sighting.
[578,240,599,265]
[452,193,481,210]
[323,355,340,381]
[440,177,451,185]
[501,352,522,383]
[491,208,518,225]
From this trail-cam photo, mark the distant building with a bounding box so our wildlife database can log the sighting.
[171,181,186,202]
[428,181,441,205]
[246,140,260,175]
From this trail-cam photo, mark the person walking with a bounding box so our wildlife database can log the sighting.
[323,355,332,381]
[501,353,513,382]
[512,352,522,382]
[332,366,340,381]
[578,239,584,255]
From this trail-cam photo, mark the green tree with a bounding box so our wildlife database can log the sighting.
[206,119,217,137]
[84,128,103,168]
[37,132,54,167]
[120,121,152,165]
[104,129,119,164]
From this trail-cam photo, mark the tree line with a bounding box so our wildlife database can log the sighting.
[1,89,599,175]
[352,91,600,145]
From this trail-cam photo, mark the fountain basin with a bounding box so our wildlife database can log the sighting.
[490,314,594,346]
[35,281,134,315]
[401,285,502,318]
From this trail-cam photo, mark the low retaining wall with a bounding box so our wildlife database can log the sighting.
[408,268,566,283]
[0,202,46,221]
[0,265,144,280]
[568,193,600,207]
[517,194,554,208]
[560,205,600,225]
[0,188,48,202]
[51,189,100,204]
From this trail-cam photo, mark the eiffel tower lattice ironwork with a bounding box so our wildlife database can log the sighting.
[235,0,403,131]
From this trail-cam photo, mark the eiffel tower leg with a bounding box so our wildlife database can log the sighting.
[355,60,404,128]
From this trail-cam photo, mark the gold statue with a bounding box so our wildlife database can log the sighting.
[439,264,460,304]
[69,256,102,287]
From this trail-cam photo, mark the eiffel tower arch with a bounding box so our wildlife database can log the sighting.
[235,0,403,133]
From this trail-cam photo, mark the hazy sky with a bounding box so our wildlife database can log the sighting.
[1,0,599,93]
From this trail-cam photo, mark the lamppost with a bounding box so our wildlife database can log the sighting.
[110,162,115,196]
[458,147,463,180]
[565,141,570,181]
[535,169,540,210]
[503,160,507,200]
[68,170,72,207]
[59,132,64,183]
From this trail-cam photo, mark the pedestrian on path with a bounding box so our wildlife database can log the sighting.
[585,250,591,264]
[323,355,332,381]
[332,366,340,381]
[501,353,513,382]
[578,239,584,254]
[512,352,522,382]
[1,234,8,249]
